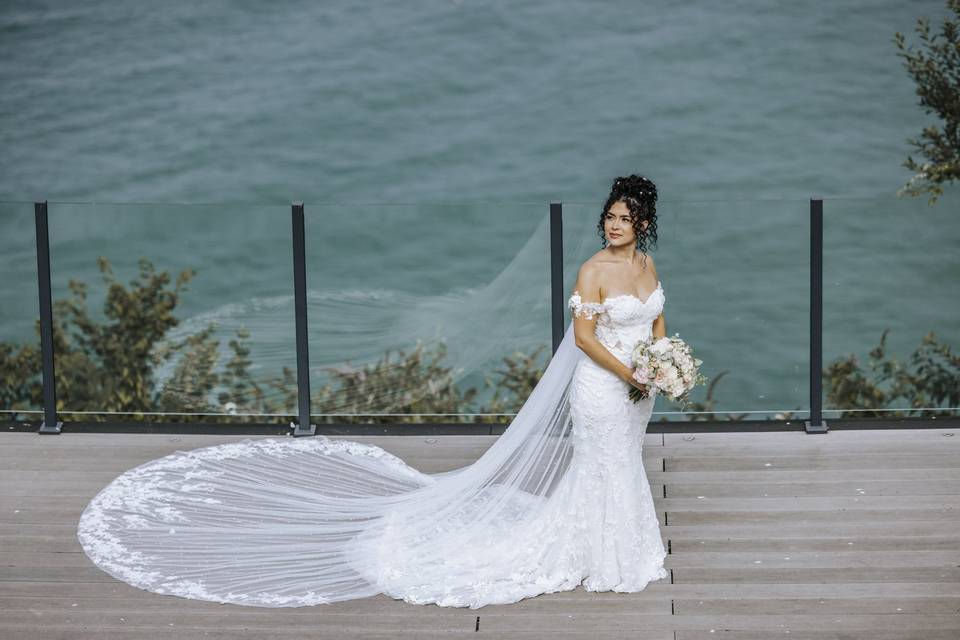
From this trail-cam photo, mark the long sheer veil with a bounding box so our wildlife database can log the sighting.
[77,316,586,607]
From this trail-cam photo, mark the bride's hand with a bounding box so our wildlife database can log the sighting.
[623,367,650,396]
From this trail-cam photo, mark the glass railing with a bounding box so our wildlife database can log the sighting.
[565,198,811,423]
[0,201,41,421]
[0,195,955,429]
[305,201,551,424]
[45,201,297,425]
[823,194,960,420]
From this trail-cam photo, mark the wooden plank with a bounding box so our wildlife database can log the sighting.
[0,441,504,462]
[0,593,669,615]
[672,566,960,583]
[0,630,484,640]
[2,478,667,498]
[0,577,665,602]
[0,580,159,599]
[4,580,956,601]
[0,433,499,448]
[0,567,117,582]
[652,468,960,483]
[0,434,526,464]
[1,551,97,567]
[665,479,960,497]
[0,433,271,446]
[669,534,960,552]
[6,428,957,454]
[652,582,960,599]
[6,555,958,583]
[4,502,957,530]
[0,535,82,553]
[667,508,959,525]
[0,470,127,482]
[54,527,929,555]
[662,495,960,510]
[11,475,960,501]
[0,610,676,632]
[676,631,960,640]
[672,595,960,614]
[0,612,481,633]
[665,453,960,471]
[660,520,957,538]
[0,454,532,473]
[660,436,960,454]
[7,507,650,526]
[663,429,960,446]
[666,494,960,510]
[30,438,960,462]
[664,550,960,568]
[7,548,959,571]
[475,612,960,632]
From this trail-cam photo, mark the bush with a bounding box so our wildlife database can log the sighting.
[824,329,959,418]
[0,257,547,425]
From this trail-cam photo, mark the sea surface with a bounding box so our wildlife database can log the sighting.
[1,0,957,419]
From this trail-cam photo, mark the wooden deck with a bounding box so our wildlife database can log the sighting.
[2,428,959,639]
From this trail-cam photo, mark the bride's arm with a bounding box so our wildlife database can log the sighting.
[647,258,666,339]
[652,312,666,339]
[651,313,667,338]
[570,264,636,384]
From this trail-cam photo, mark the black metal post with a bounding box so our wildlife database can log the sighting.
[35,201,62,434]
[290,202,316,437]
[806,197,828,434]
[550,202,564,354]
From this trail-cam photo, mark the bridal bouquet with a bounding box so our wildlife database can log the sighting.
[627,333,706,406]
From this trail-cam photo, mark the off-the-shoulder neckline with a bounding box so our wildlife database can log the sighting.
[571,280,663,306]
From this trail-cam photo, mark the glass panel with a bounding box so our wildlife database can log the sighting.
[305,202,551,425]
[0,202,41,424]
[823,194,960,419]
[47,201,296,425]
[11,194,953,430]
[565,197,810,423]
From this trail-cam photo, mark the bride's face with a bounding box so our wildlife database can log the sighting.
[604,200,647,246]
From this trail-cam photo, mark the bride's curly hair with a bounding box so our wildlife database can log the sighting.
[597,174,659,257]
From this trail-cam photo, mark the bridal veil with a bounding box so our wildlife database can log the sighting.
[77,320,587,608]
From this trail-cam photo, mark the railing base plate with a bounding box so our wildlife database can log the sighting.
[804,419,828,434]
[38,421,63,434]
[290,422,317,437]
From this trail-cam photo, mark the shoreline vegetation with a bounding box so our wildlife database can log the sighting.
[1,257,956,425]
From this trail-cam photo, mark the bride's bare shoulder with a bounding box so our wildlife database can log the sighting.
[572,255,607,299]
[575,254,605,279]
[580,250,614,271]
[587,248,611,263]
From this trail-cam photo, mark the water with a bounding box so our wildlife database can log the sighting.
[1,0,957,418]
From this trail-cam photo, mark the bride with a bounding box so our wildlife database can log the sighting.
[77,174,670,609]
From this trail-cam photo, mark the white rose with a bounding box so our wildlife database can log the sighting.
[663,364,679,382]
[650,338,671,357]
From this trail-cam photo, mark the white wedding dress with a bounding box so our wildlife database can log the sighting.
[78,283,669,609]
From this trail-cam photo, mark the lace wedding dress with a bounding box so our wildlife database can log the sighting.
[78,283,669,609]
